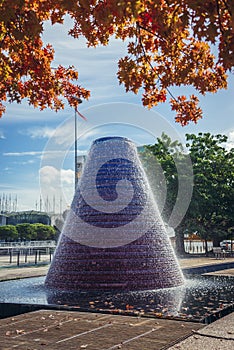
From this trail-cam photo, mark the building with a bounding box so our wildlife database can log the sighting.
[0,211,51,226]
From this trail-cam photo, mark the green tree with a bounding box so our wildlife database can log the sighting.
[141,132,184,220]
[0,225,18,241]
[141,132,234,255]
[16,223,36,241]
[184,133,234,253]
[32,223,56,240]
[140,132,191,255]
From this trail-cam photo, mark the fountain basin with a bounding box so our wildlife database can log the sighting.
[0,274,233,324]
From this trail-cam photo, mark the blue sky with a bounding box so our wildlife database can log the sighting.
[0,17,233,212]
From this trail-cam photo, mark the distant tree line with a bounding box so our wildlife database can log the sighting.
[140,132,234,255]
[0,223,56,242]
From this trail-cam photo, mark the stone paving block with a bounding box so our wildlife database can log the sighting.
[197,312,234,339]
[0,310,203,350]
[168,334,234,350]
[168,312,234,350]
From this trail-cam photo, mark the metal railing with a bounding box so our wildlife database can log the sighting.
[0,240,56,249]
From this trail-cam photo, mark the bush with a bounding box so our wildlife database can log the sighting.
[0,225,18,242]
[32,223,56,240]
[16,223,36,241]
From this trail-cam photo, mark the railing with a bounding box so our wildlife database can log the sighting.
[0,248,55,267]
[213,247,226,259]
[0,240,56,249]
[0,241,56,266]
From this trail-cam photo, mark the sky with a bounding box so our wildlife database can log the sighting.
[0,17,234,213]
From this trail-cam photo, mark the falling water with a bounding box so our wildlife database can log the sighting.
[45,137,184,291]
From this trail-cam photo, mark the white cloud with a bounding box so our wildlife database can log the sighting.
[24,126,56,139]
[226,130,234,151]
[13,159,35,165]
[0,129,6,139]
[52,119,75,146]
[3,151,43,157]
[40,165,74,186]
[3,150,75,158]
[39,165,74,209]
[228,130,234,139]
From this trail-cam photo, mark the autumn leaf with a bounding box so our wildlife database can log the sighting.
[0,1,233,124]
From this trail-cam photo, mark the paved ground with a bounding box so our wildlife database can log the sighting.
[168,312,234,350]
[204,268,234,276]
[179,256,234,269]
[0,309,233,350]
[0,265,49,281]
[0,309,203,350]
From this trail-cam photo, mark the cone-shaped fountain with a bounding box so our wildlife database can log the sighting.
[45,137,184,291]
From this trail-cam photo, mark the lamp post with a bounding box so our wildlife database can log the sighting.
[72,97,82,190]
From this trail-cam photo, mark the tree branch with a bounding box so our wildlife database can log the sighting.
[136,23,178,102]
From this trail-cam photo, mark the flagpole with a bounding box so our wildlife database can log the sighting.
[72,97,82,191]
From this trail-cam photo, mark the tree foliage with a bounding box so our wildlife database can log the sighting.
[0,0,90,116]
[0,225,18,241]
[0,223,56,241]
[16,223,36,240]
[140,132,185,220]
[32,223,56,240]
[141,132,234,254]
[140,133,190,254]
[185,133,234,246]
[0,1,233,124]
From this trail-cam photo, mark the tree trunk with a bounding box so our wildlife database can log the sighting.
[205,239,208,256]
[175,229,186,257]
[212,235,220,248]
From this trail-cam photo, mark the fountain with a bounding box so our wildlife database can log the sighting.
[0,137,233,324]
[45,136,184,291]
